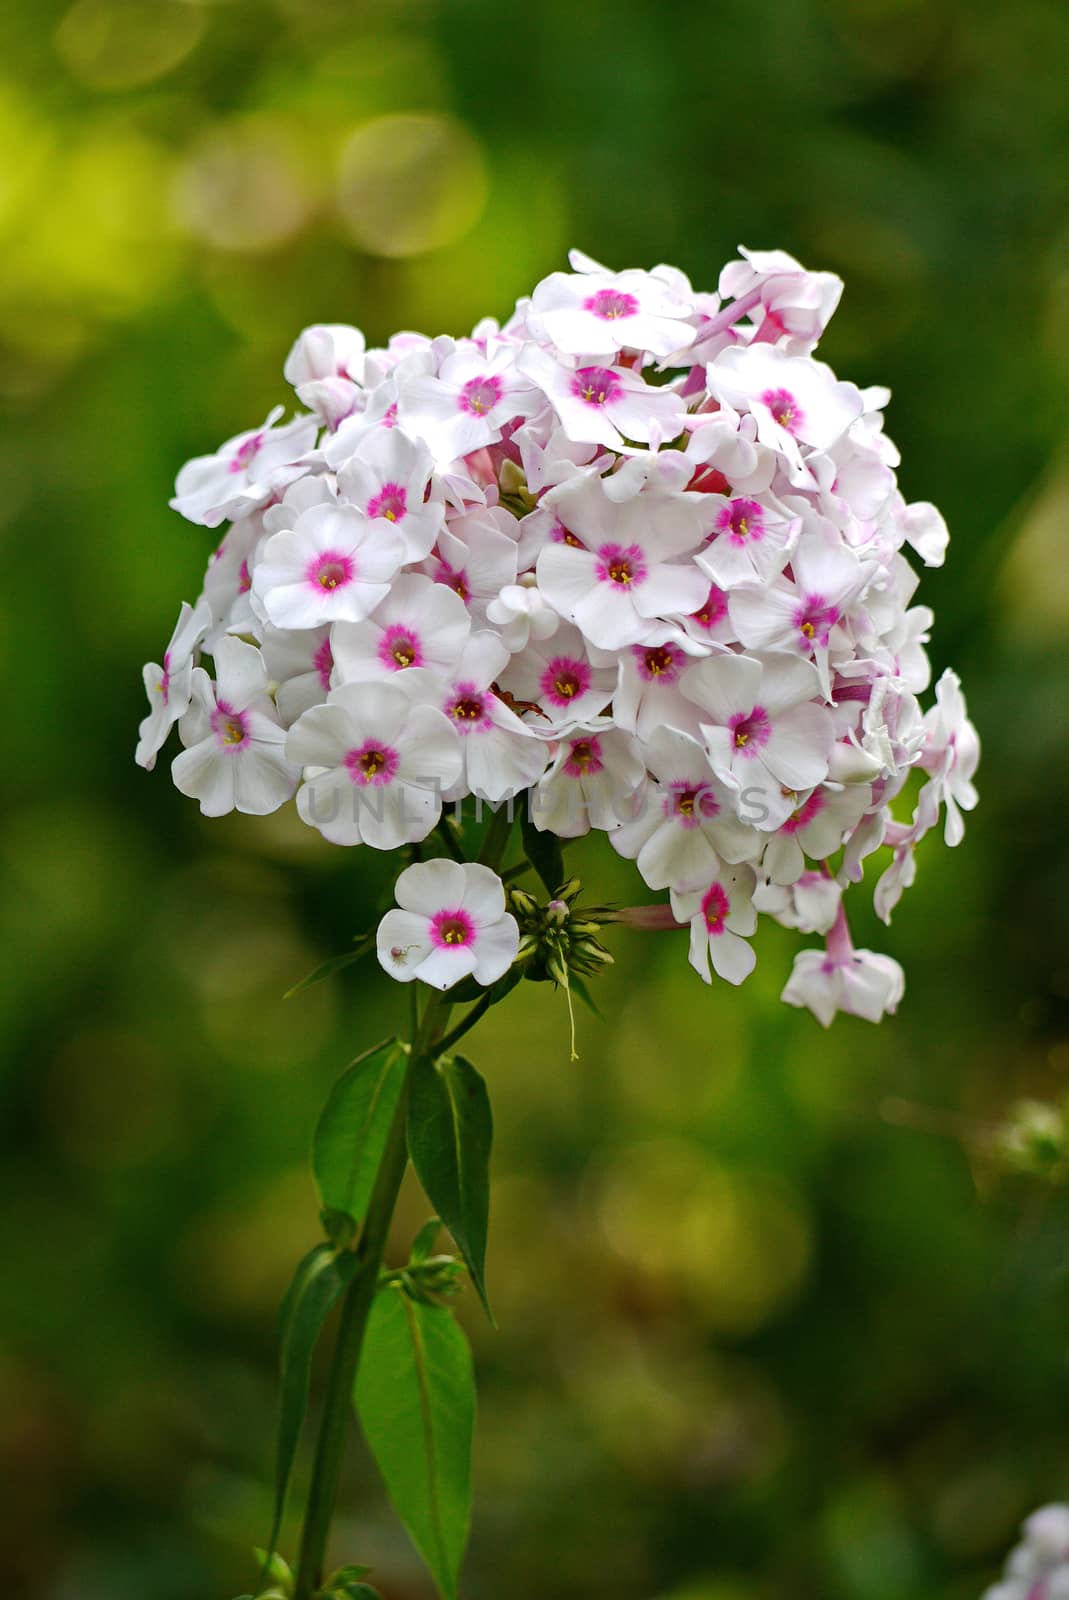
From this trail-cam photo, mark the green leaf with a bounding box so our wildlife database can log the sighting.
[267,1245,359,1568]
[354,1287,475,1600]
[410,1217,442,1264]
[407,1053,493,1320]
[313,1039,407,1231]
[284,934,374,999]
[320,1567,381,1599]
[520,809,564,896]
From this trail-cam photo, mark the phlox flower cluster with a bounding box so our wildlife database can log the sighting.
[983,1505,1069,1600]
[137,245,979,1025]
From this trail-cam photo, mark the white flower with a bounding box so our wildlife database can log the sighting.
[396,338,540,464]
[610,727,758,891]
[529,723,645,838]
[438,634,549,802]
[782,940,905,1026]
[145,244,978,1025]
[252,502,406,630]
[284,322,366,428]
[377,859,519,989]
[527,258,695,359]
[331,573,472,685]
[682,651,835,829]
[336,425,444,561]
[671,865,758,986]
[705,345,863,484]
[982,1504,1069,1600]
[287,679,462,849]
[424,506,520,628]
[172,637,300,816]
[260,623,334,727]
[170,406,318,527]
[536,471,709,650]
[497,621,615,730]
[517,345,686,452]
[135,597,211,771]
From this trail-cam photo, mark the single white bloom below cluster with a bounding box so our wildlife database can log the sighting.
[138,244,979,1021]
[983,1505,1069,1600]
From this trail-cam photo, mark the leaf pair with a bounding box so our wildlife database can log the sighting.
[352,1048,492,1599]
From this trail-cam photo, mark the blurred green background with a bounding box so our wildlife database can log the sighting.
[2,0,1069,1596]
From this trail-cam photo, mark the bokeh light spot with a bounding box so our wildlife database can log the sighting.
[54,0,204,92]
[336,113,488,258]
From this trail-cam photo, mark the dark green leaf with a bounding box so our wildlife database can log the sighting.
[283,934,374,999]
[267,1246,358,1568]
[354,1287,475,1600]
[407,1054,493,1320]
[519,810,564,896]
[313,1039,407,1230]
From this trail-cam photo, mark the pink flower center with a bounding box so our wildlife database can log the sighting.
[595,542,647,589]
[378,624,422,671]
[447,683,489,731]
[572,366,623,408]
[551,519,585,549]
[308,551,355,592]
[730,705,771,754]
[458,375,503,416]
[563,736,603,777]
[539,655,592,707]
[633,643,681,683]
[701,882,731,934]
[367,482,407,522]
[691,583,729,631]
[782,790,825,834]
[583,288,640,322]
[717,498,765,545]
[211,700,249,750]
[159,654,171,704]
[343,740,399,787]
[794,596,839,647]
[313,635,334,691]
[667,782,719,827]
[761,386,804,434]
[436,562,469,602]
[229,432,263,475]
[430,906,476,948]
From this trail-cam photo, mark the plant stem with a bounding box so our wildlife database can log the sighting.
[291,821,516,1597]
[292,990,451,1600]
[478,803,515,866]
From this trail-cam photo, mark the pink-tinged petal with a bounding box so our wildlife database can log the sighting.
[760,703,834,790]
[632,562,708,619]
[637,820,720,893]
[395,858,468,916]
[457,862,508,923]
[414,942,479,991]
[471,916,520,984]
[232,744,300,815]
[754,651,822,716]
[682,653,763,724]
[286,703,357,769]
[709,928,757,985]
[536,543,600,617]
[395,707,464,789]
[377,909,434,983]
[172,739,236,817]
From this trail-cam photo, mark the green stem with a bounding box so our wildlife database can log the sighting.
[291,820,516,1597]
[478,802,515,866]
[292,990,451,1600]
